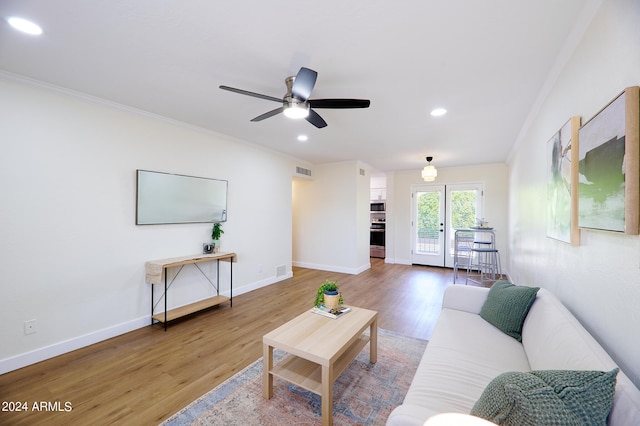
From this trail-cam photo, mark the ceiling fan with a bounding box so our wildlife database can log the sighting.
[219,67,370,128]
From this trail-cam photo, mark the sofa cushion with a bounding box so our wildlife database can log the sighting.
[470,369,618,425]
[480,280,539,341]
[401,308,530,414]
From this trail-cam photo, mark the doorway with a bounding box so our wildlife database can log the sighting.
[411,183,484,267]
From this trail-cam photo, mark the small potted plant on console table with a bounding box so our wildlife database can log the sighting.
[211,222,224,253]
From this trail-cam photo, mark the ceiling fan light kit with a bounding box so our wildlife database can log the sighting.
[283,101,309,119]
[220,67,370,128]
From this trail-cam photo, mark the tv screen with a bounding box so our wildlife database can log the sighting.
[136,170,227,225]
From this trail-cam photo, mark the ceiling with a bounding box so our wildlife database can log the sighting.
[0,0,596,172]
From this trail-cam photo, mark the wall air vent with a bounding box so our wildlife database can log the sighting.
[294,166,313,180]
[276,265,287,277]
[296,166,312,177]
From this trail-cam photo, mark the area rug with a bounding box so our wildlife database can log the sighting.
[161,329,427,425]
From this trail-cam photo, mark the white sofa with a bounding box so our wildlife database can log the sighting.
[386,284,640,425]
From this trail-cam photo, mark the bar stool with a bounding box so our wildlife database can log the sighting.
[466,245,501,286]
[453,230,474,283]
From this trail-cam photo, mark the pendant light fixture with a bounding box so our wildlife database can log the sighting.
[422,156,438,182]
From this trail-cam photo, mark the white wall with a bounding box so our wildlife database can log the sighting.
[508,0,640,387]
[292,161,371,274]
[370,173,387,201]
[356,162,373,268]
[389,164,509,266]
[0,76,295,373]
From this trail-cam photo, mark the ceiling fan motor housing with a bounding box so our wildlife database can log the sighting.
[282,75,309,118]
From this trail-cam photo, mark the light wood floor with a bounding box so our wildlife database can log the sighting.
[0,259,462,426]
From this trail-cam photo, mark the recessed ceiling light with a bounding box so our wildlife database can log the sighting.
[430,108,447,117]
[297,135,309,142]
[7,17,43,35]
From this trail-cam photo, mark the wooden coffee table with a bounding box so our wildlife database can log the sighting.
[262,306,378,426]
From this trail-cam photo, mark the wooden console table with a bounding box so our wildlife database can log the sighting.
[145,252,237,330]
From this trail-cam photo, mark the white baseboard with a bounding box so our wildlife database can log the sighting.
[385,257,411,265]
[0,316,149,375]
[292,261,370,275]
[223,272,293,297]
[0,273,294,375]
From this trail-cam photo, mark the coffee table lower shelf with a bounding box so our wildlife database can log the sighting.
[270,334,370,394]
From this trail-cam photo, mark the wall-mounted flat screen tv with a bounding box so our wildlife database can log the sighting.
[136,170,227,225]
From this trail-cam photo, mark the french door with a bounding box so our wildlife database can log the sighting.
[411,183,484,267]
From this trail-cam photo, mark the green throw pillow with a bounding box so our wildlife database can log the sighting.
[480,280,539,341]
[531,369,618,425]
[470,369,618,426]
[470,371,580,425]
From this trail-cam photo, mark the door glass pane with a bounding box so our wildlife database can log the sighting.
[416,191,441,255]
[448,189,479,255]
[450,189,478,228]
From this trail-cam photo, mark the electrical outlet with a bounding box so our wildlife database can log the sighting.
[24,319,37,335]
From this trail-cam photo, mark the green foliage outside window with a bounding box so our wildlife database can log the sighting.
[450,190,477,228]
[417,192,440,238]
[417,190,477,238]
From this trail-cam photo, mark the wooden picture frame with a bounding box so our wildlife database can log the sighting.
[577,87,639,235]
[547,116,581,245]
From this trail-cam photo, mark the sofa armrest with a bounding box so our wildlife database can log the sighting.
[442,285,490,314]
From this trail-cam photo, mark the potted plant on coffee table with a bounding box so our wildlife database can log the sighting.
[314,280,343,310]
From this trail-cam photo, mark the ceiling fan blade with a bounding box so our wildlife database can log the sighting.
[291,67,317,101]
[306,109,327,128]
[251,107,284,122]
[309,99,371,109]
[219,85,282,103]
